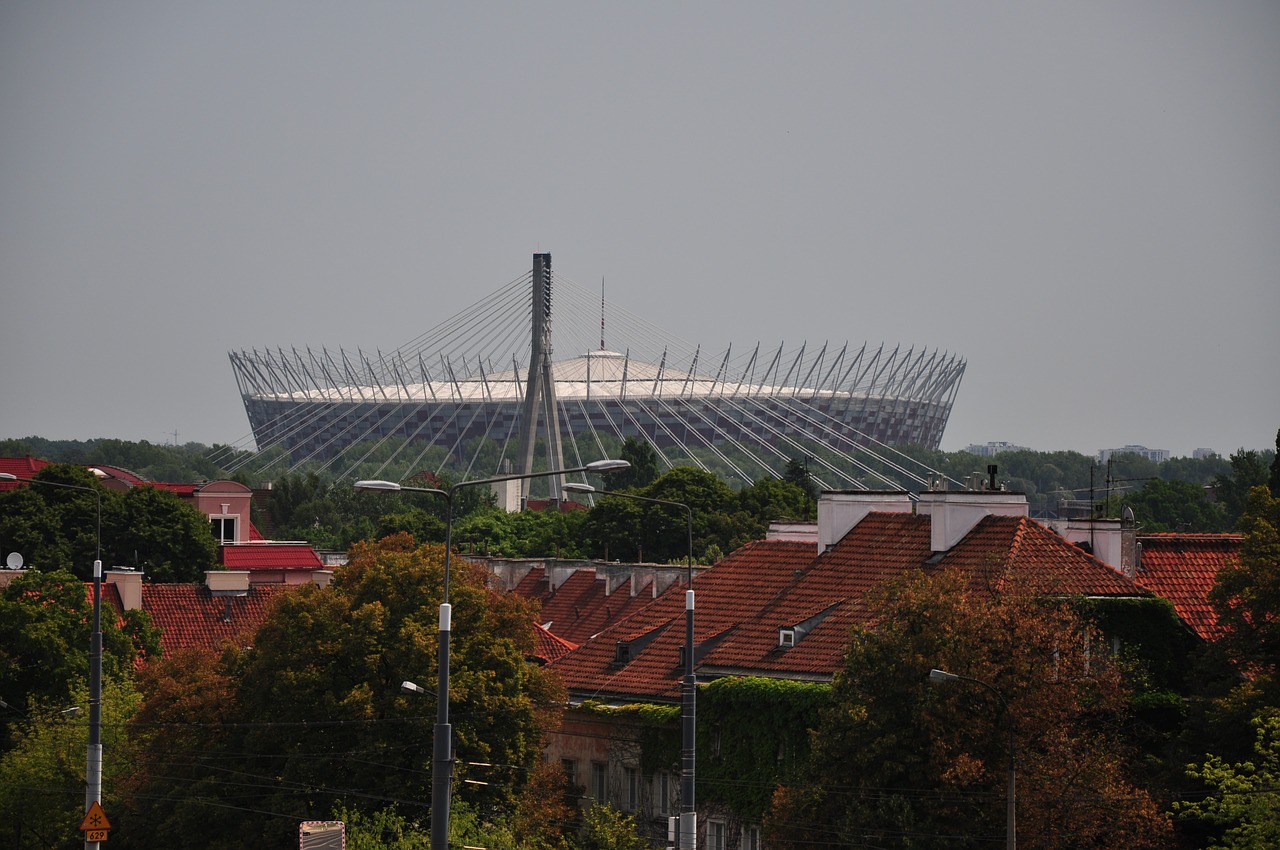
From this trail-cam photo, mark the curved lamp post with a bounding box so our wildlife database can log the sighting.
[562,482,697,850]
[1,471,104,850]
[355,458,629,850]
[929,668,1015,850]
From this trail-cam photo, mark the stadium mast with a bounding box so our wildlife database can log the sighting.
[515,253,567,500]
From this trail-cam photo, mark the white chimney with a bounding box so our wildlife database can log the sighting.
[916,490,1028,552]
[1050,507,1138,577]
[206,570,251,596]
[767,522,819,543]
[106,569,144,611]
[818,492,914,550]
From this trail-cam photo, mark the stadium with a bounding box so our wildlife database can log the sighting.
[229,255,966,491]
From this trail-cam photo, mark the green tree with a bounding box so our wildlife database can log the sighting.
[1269,428,1280,498]
[1210,486,1280,680]
[768,570,1171,850]
[781,457,817,511]
[1122,478,1229,533]
[0,464,216,581]
[1214,450,1272,527]
[1175,713,1280,850]
[575,804,649,850]
[0,568,150,752]
[0,677,141,850]
[611,437,661,490]
[124,534,565,849]
[114,485,218,580]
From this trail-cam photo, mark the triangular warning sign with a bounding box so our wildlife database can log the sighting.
[79,801,111,832]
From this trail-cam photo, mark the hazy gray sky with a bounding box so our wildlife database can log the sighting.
[2,2,1277,459]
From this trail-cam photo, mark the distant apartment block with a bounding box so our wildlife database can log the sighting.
[1192,447,1219,460]
[963,441,1030,457]
[1098,445,1170,464]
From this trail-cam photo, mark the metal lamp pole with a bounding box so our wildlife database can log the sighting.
[563,482,697,849]
[1,472,104,850]
[356,458,629,850]
[929,668,1015,850]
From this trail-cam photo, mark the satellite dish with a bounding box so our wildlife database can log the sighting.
[5,552,23,569]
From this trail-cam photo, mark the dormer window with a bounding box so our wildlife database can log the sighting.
[614,641,632,664]
[211,516,237,544]
[778,628,796,648]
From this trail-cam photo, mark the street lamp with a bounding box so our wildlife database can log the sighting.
[562,482,698,850]
[1,471,104,850]
[929,668,1016,850]
[355,458,629,850]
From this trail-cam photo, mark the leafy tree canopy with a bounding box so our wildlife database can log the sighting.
[767,570,1172,850]
[1210,486,1280,681]
[0,568,152,752]
[124,535,564,849]
[0,464,216,581]
[1176,712,1280,850]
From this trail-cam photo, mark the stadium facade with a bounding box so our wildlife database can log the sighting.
[230,254,965,490]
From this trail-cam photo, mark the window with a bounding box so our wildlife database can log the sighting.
[591,761,607,802]
[743,826,761,850]
[561,758,578,792]
[657,772,671,816]
[778,628,795,647]
[708,819,726,850]
[210,516,237,543]
[623,766,639,811]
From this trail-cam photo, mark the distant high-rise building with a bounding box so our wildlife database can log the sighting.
[1098,445,1170,464]
[964,441,1030,457]
[1192,448,1218,460]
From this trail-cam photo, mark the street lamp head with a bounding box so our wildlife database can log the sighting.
[401,680,426,695]
[562,482,596,494]
[584,459,630,474]
[0,473,16,481]
[929,668,961,684]
[354,480,402,492]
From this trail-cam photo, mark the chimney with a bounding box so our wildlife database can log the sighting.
[766,522,819,543]
[106,569,144,611]
[916,490,1028,552]
[1051,514,1131,574]
[1120,506,1138,577]
[818,492,914,551]
[206,570,251,596]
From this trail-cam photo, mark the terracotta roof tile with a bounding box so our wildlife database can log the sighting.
[219,544,325,570]
[0,456,50,489]
[1133,533,1240,641]
[143,583,291,655]
[532,623,578,664]
[552,513,1150,702]
[520,568,659,647]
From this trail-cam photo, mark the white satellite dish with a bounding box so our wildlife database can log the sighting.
[5,552,23,569]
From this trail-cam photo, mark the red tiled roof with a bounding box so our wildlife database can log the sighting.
[1133,533,1240,641]
[219,544,324,570]
[0,456,50,489]
[551,514,1149,702]
[551,539,818,702]
[518,567,661,647]
[78,464,149,486]
[148,482,197,496]
[142,583,292,654]
[532,623,578,664]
